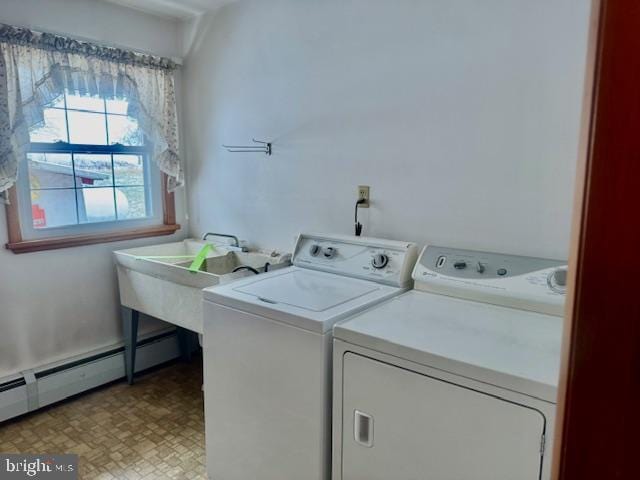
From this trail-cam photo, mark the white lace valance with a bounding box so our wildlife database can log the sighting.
[0,24,183,194]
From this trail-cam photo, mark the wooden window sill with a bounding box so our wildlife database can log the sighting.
[5,223,181,254]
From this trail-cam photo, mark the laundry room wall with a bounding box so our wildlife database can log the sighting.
[184,0,592,260]
[0,0,187,378]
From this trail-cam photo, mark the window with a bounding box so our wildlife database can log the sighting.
[5,91,179,253]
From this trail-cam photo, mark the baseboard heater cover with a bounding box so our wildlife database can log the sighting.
[0,329,182,423]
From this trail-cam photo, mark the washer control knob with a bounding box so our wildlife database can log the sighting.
[453,261,467,269]
[309,244,322,257]
[323,247,337,259]
[497,268,507,276]
[548,267,568,294]
[476,262,485,273]
[371,253,389,269]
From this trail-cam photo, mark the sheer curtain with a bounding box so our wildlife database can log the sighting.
[0,24,183,194]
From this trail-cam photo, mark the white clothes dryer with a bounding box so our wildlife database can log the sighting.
[332,245,567,480]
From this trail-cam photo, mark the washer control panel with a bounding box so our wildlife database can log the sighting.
[293,233,418,287]
[413,246,568,316]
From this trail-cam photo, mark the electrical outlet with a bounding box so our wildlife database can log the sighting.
[357,185,370,208]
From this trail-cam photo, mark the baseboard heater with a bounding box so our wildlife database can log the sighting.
[0,329,182,423]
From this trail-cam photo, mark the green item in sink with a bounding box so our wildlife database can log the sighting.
[188,244,215,272]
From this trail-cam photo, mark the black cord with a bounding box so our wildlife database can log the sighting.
[355,198,366,236]
[232,265,260,275]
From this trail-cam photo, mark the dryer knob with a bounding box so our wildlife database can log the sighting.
[323,247,337,259]
[553,268,567,287]
[547,267,568,294]
[371,253,389,269]
[309,244,322,257]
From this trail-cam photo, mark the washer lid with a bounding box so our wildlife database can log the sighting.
[234,269,378,312]
[334,290,563,402]
[203,267,404,333]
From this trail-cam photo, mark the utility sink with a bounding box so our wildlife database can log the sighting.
[177,251,276,275]
[114,239,291,333]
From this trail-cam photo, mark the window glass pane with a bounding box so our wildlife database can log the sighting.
[78,187,116,223]
[50,94,65,109]
[28,153,75,189]
[114,155,144,185]
[116,187,148,219]
[108,115,143,146]
[67,111,108,145]
[30,188,77,229]
[23,91,156,231]
[106,98,129,115]
[73,154,113,187]
[65,93,105,113]
[29,108,68,143]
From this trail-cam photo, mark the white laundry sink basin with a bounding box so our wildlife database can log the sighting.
[176,251,278,278]
[114,239,291,333]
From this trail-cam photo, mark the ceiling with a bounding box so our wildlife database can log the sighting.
[102,0,236,20]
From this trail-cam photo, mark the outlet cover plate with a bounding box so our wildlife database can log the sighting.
[358,185,370,208]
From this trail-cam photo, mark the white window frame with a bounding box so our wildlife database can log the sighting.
[15,90,164,241]
[16,154,163,241]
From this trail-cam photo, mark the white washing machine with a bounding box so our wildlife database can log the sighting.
[332,245,567,480]
[202,233,418,480]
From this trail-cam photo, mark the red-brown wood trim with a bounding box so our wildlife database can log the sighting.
[162,173,177,226]
[4,174,178,253]
[6,223,180,254]
[552,0,640,478]
[3,186,22,244]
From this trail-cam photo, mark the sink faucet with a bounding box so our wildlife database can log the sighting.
[202,232,248,252]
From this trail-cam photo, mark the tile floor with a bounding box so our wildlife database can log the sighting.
[0,360,205,479]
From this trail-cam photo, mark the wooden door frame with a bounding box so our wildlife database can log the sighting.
[553,0,640,478]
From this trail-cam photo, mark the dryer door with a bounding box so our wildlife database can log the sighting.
[341,353,545,480]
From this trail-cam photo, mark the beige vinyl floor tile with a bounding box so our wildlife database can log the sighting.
[0,359,205,479]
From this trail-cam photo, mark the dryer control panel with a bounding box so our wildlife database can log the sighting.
[413,246,567,316]
[293,233,418,288]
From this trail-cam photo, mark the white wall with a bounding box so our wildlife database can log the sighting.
[184,0,591,260]
[0,0,187,378]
